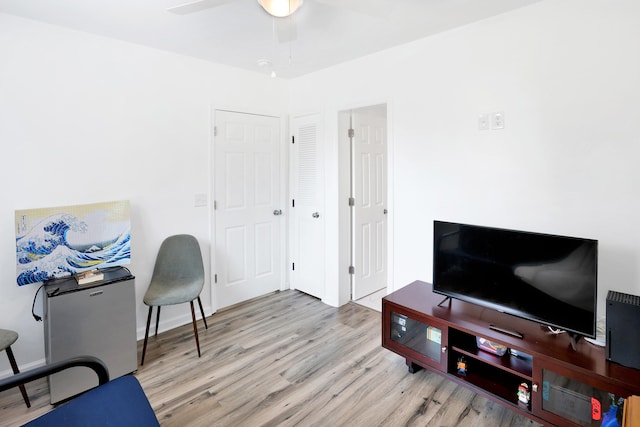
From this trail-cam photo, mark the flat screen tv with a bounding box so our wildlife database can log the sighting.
[433,220,597,341]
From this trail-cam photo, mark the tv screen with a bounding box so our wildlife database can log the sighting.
[433,220,597,338]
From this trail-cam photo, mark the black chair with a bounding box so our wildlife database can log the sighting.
[0,356,159,426]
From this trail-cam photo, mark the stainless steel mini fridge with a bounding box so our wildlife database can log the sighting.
[43,267,137,404]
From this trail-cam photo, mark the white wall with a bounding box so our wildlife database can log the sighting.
[3,0,639,378]
[0,13,288,374]
[289,0,640,311]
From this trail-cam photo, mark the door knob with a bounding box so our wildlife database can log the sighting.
[312,212,320,218]
[273,209,283,216]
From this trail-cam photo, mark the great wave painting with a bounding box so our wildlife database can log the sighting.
[15,200,131,286]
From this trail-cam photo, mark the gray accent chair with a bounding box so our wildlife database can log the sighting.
[140,235,208,365]
[0,328,30,407]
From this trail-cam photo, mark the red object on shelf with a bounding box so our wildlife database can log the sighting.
[591,397,601,420]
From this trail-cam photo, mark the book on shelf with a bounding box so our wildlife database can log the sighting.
[75,269,104,285]
[426,326,441,344]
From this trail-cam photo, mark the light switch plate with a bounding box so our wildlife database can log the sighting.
[491,112,505,129]
[478,113,490,130]
[194,193,208,207]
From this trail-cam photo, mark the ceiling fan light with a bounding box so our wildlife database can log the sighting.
[258,0,303,18]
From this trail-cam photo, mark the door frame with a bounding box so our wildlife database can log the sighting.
[338,101,394,304]
[209,107,288,312]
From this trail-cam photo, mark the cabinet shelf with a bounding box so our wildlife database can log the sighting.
[449,328,533,379]
[448,346,531,408]
[452,346,532,380]
[451,370,529,409]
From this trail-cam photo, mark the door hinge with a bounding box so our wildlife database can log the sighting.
[213,200,217,210]
[348,128,355,138]
[348,197,355,207]
[292,263,295,271]
[291,136,295,144]
[214,126,217,137]
[349,266,355,275]
[214,274,217,283]
[292,199,295,207]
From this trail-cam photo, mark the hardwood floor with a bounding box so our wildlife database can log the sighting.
[1,290,542,426]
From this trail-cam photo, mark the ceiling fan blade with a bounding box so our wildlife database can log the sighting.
[314,0,390,18]
[167,0,238,15]
[275,16,297,43]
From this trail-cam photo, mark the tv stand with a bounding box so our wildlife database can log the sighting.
[382,281,640,427]
[437,295,452,307]
[567,332,583,352]
[489,324,524,339]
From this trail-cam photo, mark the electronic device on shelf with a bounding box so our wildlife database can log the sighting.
[433,220,598,346]
[606,290,640,370]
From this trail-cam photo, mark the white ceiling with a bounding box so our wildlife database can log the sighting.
[0,0,542,79]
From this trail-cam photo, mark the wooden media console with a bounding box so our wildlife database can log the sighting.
[382,281,640,426]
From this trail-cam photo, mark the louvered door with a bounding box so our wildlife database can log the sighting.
[290,114,324,299]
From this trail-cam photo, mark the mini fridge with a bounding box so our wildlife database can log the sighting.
[43,267,137,404]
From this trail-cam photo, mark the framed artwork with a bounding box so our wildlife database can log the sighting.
[15,200,131,286]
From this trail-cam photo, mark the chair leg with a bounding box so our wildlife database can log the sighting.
[197,296,208,330]
[6,346,30,408]
[190,301,201,358]
[154,306,161,336]
[141,306,153,366]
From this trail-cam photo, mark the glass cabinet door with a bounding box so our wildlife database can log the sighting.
[539,369,624,426]
[390,311,445,367]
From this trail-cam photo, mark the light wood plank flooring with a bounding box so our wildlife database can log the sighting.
[1,290,543,426]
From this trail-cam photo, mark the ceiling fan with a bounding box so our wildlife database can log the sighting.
[168,0,301,17]
[167,0,387,43]
[168,0,304,45]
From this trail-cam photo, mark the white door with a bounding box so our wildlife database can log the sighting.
[352,105,387,300]
[290,114,324,299]
[214,110,283,308]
